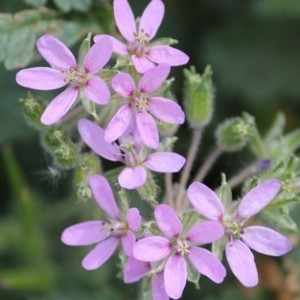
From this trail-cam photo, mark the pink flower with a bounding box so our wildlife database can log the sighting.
[78,118,186,189]
[16,35,112,125]
[105,64,185,149]
[95,0,189,73]
[187,178,292,287]
[61,175,141,270]
[133,204,226,299]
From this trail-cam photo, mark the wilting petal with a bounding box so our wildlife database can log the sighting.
[187,182,224,221]
[139,64,170,93]
[114,0,136,43]
[152,272,169,300]
[83,37,112,73]
[241,226,292,256]
[188,247,226,283]
[82,237,119,270]
[136,111,159,149]
[61,221,108,246]
[94,34,129,54]
[149,97,185,124]
[78,119,121,161]
[164,254,187,299]
[225,239,258,287]
[84,76,110,105]
[144,152,185,173]
[118,166,147,189]
[154,204,183,238]
[122,230,136,256]
[187,221,224,245]
[89,174,119,220]
[37,34,76,69]
[105,104,132,142]
[139,0,164,40]
[124,257,151,283]
[134,236,171,261]
[40,87,78,125]
[126,208,141,231]
[111,73,135,97]
[235,179,281,220]
[132,55,155,73]
[16,67,66,90]
[147,45,189,66]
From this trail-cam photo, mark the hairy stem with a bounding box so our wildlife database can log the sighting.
[165,173,174,207]
[228,161,258,188]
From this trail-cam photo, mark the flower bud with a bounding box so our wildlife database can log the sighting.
[183,66,214,128]
[53,142,78,169]
[137,171,158,206]
[41,126,69,150]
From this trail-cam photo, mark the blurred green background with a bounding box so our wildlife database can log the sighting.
[1,0,300,299]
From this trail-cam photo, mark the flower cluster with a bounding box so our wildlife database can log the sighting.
[15,0,293,299]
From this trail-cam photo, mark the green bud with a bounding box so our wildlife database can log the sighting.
[78,33,92,69]
[215,116,251,151]
[53,142,78,169]
[186,259,200,289]
[183,66,214,128]
[19,93,47,128]
[216,173,232,208]
[41,126,70,150]
[137,172,158,206]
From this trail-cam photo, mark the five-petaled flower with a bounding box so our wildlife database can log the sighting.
[78,118,186,189]
[133,204,226,299]
[187,178,292,287]
[16,35,112,125]
[61,175,141,270]
[105,64,185,149]
[95,0,189,73]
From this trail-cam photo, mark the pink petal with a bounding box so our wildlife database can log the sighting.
[78,119,121,161]
[40,87,78,125]
[149,97,185,124]
[16,67,66,90]
[225,239,258,287]
[124,257,151,283]
[139,0,164,40]
[147,45,189,66]
[83,37,112,73]
[144,152,185,173]
[164,254,187,299]
[121,230,136,256]
[187,221,224,245]
[84,76,110,105]
[111,73,135,97]
[61,221,108,246]
[114,0,136,43]
[132,55,155,73]
[188,247,226,283]
[134,236,171,262]
[136,111,159,149]
[151,272,169,300]
[36,34,76,69]
[94,34,128,55]
[139,64,170,93]
[235,179,281,219]
[241,226,292,256]
[82,237,119,270]
[154,204,183,238]
[89,174,119,219]
[126,207,141,231]
[187,182,224,221]
[105,104,132,142]
[118,166,147,189]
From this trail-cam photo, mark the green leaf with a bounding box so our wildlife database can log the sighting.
[24,0,47,7]
[53,0,92,12]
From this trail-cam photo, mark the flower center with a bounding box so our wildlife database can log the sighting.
[132,91,150,112]
[102,221,128,237]
[130,29,150,57]
[63,67,89,86]
[174,239,190,256]
[222,218,244,245]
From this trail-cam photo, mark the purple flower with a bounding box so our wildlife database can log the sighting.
[78,118,186,189]
[187,178,292,287]
[61,175,141,270]
[133,204,226,299]
[105,64,185,149]
[16,35,112,125]
[95,0,189,73]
